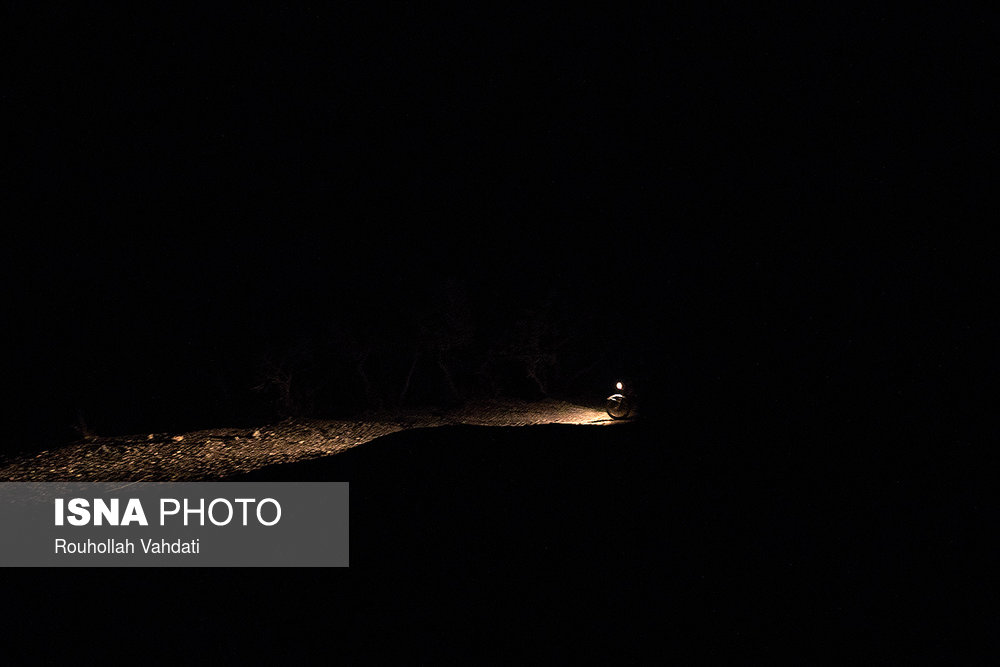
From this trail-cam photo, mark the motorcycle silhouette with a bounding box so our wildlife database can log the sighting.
[605,381,634,419]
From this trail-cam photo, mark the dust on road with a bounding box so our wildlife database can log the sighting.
[0,399,625,482]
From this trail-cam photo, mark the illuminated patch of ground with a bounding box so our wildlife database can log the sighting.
[0,399,628,482]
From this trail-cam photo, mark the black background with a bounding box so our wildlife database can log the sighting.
[5,4,663,450]
[3,3,992,661]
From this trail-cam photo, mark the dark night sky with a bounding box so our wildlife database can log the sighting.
[3,5,661,448]
[3,5,989,454]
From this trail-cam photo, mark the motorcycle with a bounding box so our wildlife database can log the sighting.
[605,381,634,419]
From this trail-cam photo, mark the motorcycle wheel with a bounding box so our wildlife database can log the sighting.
[606,393,631,419]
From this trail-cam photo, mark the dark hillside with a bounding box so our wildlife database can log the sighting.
[231,422,656,580]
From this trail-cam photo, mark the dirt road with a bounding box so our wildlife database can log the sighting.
[1,399,626,482]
